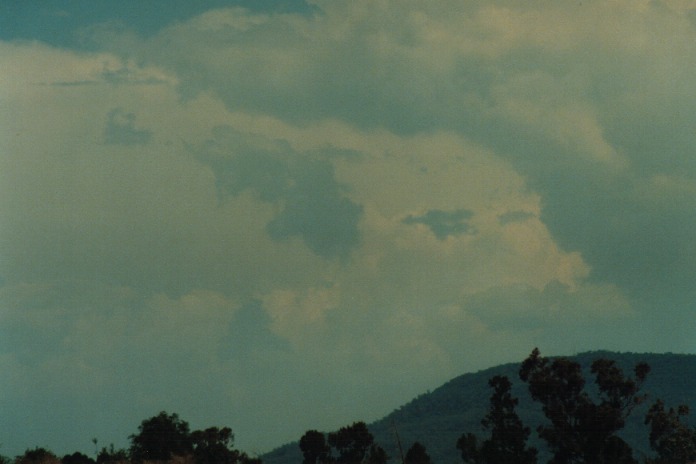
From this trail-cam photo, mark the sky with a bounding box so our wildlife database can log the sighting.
[1,0,696,458]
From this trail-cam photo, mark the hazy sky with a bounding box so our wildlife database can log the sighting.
[2,0,696,458]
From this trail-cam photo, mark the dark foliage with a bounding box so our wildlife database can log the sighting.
[519,348,649,464]
[96,445,128,464]
[191,427,238,464]
[15,447,59,464]
[299,422,387,464]
[129,412,193,462]
[61,452,95,464]
[299,430,330,464]
[457,375,537,464]
[644,399,696,463]
[126,411,259,464]
[404,442,431,464]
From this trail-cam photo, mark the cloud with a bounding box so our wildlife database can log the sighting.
[85,0,695,294]
[264,160,362,259]
[498,210,535,225]
[463,280,633,332]
[402,209,474,240]
[103,108,152,145]
[2,0,696,457]
[197,126,363,259]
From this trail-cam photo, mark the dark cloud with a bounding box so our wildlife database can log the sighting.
[199,127,363,259]
[220,299,289,358]
[537,171,696,298]
[208,150,290,202]
[103,108,152,145]
[402,209,474,240]
[266,164,362,259]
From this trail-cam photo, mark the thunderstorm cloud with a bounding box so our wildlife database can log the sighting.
[1,0,695,458]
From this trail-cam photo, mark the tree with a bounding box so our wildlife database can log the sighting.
[96,445,128,464]
[236,453,262,464]
[299,430,330,464]
[299,422,387,464]
[61,452,95,464]
[457,375,537,464]
[15,448,60,464]
[519,348,649,464]
[364,444,387,464]
[129,411,193,462]
[328,422,374,464]
[644,399,696,464]
[190,426,259,464]
[404,442,431,464]
[191,427,237,464]
[328,422,387,464]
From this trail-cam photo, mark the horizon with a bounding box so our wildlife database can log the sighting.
[13,347,694,459]
[2,0,696,459]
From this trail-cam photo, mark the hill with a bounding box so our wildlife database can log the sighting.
[261,351,696,464]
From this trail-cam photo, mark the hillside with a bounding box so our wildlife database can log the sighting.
[261,351,696,464]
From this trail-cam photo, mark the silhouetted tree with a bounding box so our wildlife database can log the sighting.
[238,453,262,464]
[519,348,649,464]
[404,442,431,464]
[190,426,259,464]
[300,422,387,464]
[299,430,330,464]
[129,411,193,462]
[61,452,95,464]
[191,427,237,464]
[15,448,60,464]
[457,375,537,464]
[328,422,387,464]
[364,444,387,464]
[96,445,128,464]
[644,399,696,464]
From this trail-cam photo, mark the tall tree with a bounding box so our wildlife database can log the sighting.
[129,411,193,462]
[328,422,375,464]
[644,399,696,464]
[457,375,537,464]
[191,426,239,464]
[519,348,649,464]
[299,430,331,464]
[300,422,387,464]
[363,444,388,464]
[404,442,431,464]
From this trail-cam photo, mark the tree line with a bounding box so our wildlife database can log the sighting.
[7,412,260,464]
[9,349,696,464]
